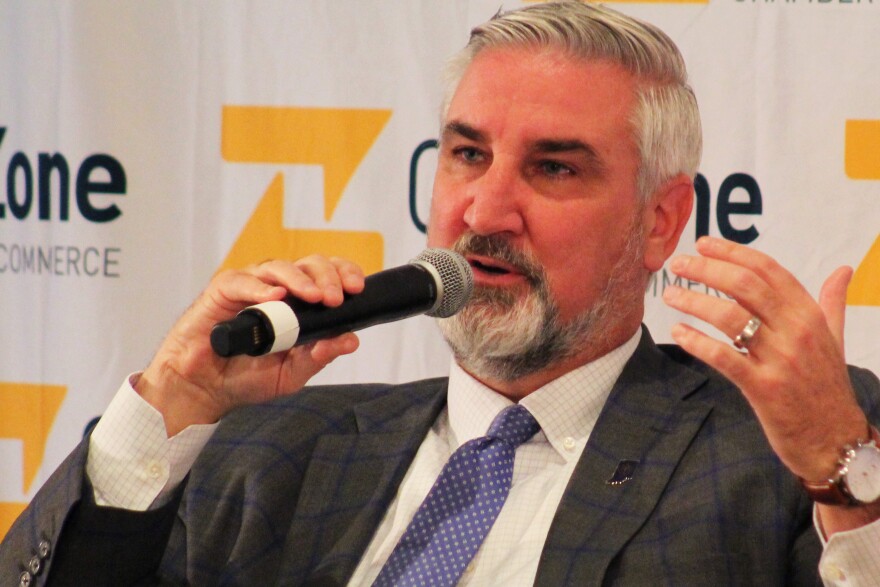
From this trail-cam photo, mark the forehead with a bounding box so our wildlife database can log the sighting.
[445,46,639,149]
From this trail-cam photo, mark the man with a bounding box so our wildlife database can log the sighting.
[2,2,879,585]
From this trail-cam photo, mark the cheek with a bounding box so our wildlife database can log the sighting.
[546,261,598,314]
[426,183,465,248]
[532,216,624,315]
[426,221,450,249]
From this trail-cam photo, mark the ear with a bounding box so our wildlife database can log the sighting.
[641,173,694,272]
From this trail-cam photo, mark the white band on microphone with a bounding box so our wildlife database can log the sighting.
[243,301,301,353]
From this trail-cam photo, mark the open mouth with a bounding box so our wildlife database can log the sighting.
[466,255,527,282]
[470,259,511,275]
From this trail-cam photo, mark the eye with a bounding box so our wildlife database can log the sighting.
[452,146,485,164]
[539,160,575,177]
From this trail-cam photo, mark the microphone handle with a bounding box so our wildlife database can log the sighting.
[210,264,437,357]
[291,264,437,345]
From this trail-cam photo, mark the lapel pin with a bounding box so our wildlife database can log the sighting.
[606,459,640,486]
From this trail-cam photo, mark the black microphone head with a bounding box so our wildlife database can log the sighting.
[410,248,474,318]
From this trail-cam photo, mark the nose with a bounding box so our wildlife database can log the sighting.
[463,160,524,236]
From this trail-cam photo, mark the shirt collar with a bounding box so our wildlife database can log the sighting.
[447,329,642,461]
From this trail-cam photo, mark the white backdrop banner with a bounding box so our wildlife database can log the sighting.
[1,0,878,536]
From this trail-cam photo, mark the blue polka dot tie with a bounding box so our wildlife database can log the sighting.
[373,404,540,586]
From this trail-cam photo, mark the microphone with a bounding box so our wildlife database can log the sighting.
[210,248,474,357]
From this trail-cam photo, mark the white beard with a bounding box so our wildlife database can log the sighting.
[437,222,646,383]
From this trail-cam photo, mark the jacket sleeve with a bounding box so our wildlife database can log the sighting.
[0,439,181,587]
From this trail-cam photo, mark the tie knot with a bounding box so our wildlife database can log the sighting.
[486,405,540,448]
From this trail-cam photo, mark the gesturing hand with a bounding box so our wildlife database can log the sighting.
[662,237,867,484]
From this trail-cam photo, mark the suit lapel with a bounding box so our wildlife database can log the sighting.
[276,378,448,586]
[535,329,712,587]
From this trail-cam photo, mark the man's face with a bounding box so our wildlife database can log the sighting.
[427,47,651,388]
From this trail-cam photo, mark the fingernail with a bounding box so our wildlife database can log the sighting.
[344,274,364,291]
[696,236,717,251]
[663,285,681,300]
[669,256,689,273]
[670,323,687,340]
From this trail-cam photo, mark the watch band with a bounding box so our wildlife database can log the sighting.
[800,425,880,506]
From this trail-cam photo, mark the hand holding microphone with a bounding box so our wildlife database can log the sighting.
[134,249,472,436]
[210,248,474,357]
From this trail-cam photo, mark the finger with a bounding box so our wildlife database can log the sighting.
[206,269,288,314]
[308,332,361,365]
[254,257,347,305]
[293,255,364,306]
[694,237,811,302]
[818,265,853,356]
[328,257,366,295]
[247,260,324,303]
[668,254,781,325]
[662,285,754,342]
[279,333,361,386]
[669,322,766,391]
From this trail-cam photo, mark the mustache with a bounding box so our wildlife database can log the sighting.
[451,233,544,287]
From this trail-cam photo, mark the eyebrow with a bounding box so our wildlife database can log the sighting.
[442,120,606,175]
[442,121,486,143]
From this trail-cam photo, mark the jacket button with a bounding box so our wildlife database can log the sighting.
[37,539,51,559]
[28,555,41,575]
[18,571,32,587]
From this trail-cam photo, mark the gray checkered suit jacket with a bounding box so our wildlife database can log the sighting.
[3,328,879,586]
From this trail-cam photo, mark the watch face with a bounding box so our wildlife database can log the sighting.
[845,445,880,503]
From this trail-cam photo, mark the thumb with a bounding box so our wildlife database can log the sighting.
[818,265,853,357]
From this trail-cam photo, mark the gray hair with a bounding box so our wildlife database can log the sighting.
[441,1,702,201]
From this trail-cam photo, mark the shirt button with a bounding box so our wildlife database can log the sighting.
[18,571,32,587]
[148,461,163,479]
[28,555,41,575]
[563,437,576,451]
[823,562,846,582]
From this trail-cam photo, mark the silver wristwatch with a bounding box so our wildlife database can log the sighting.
[801,426,880,506]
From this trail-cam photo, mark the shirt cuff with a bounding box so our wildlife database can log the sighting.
[86,373,218,510]
[815,506,880,585]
